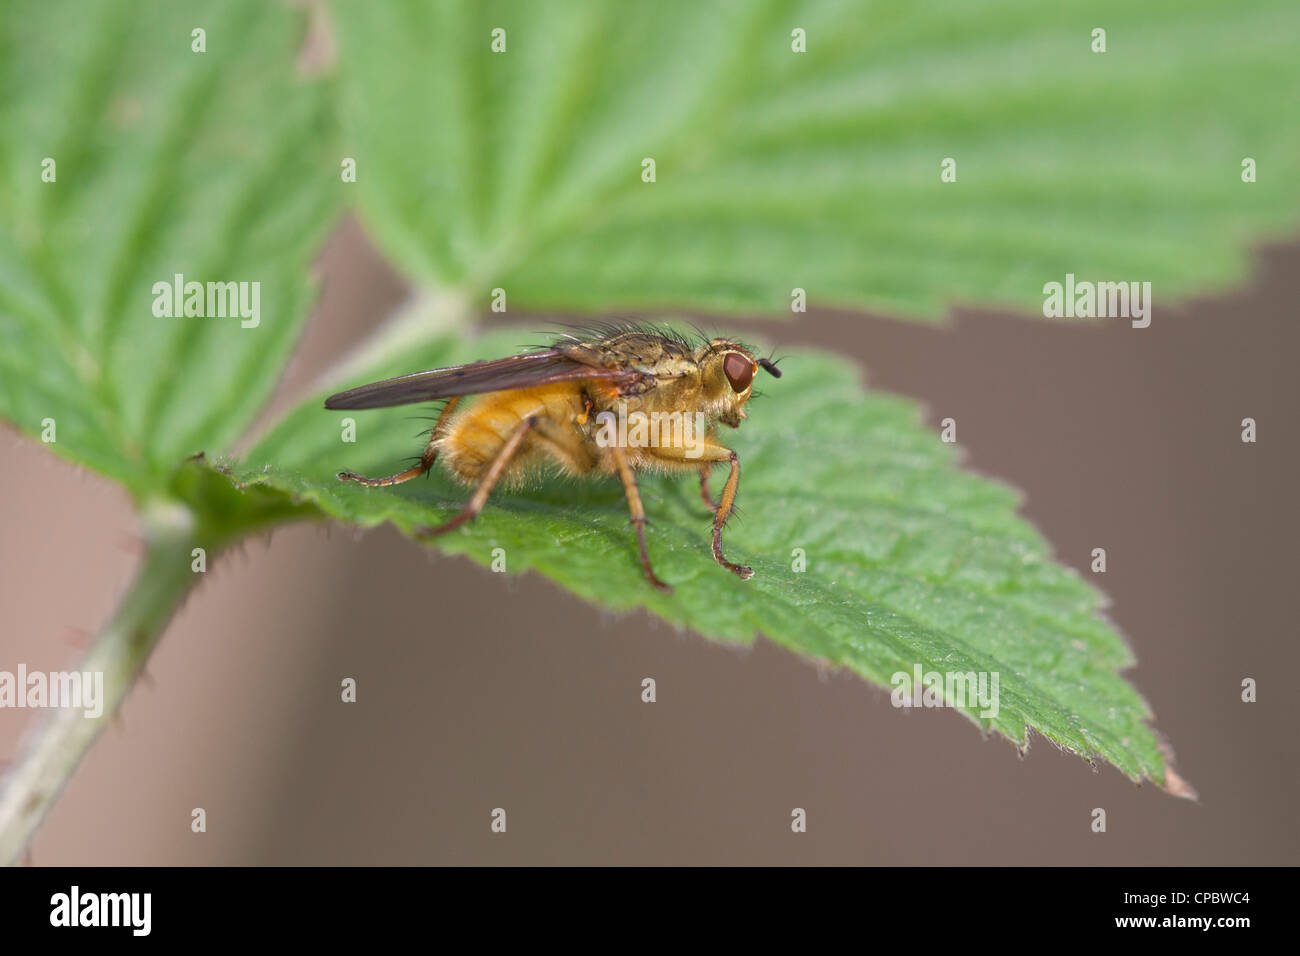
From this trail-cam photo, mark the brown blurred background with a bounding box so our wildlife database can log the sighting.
[2,218,1296,865]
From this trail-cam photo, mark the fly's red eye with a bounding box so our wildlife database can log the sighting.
[723,352,755,392]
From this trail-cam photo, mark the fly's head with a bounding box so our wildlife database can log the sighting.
[695,338,782,428]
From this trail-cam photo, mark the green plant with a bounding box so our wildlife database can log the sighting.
[4,0,1298,862]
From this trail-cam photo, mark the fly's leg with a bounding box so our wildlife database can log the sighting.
[648,442,752,581]
[709,450,751,580]
[609,444,672,593]
[416,415,536,537]
[337,463,426,488]
[699,465,718,513]
[697,422,720,512]
[338,397,461,486]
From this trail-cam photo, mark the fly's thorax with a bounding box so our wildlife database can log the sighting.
[559,329,696,372]
[597,374,699,417]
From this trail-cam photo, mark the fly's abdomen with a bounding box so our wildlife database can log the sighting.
[437,386,583,483]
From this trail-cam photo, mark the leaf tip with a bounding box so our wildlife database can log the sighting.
[1154,732,1197,801]
[1160,767,1199,802]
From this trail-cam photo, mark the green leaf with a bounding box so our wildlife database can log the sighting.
[232,322,1186,792]
[335,0,1300,320]
[0,0,339,492]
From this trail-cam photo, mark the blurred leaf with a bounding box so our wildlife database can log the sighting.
[335,0,1300,320]
[0,0,339,491]
[232,323,1181,790]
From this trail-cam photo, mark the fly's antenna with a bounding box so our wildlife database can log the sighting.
[757,356,783,378]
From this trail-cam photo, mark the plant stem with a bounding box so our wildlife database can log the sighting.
[0,498,199,865]
[0,293,480,864]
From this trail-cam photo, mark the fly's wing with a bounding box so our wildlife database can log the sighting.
[323,350,642,410]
